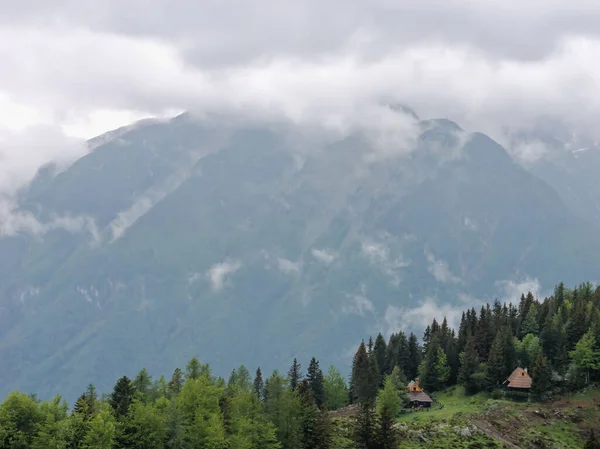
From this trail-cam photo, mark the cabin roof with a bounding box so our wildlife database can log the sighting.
[408,391,432,403]
[407,380,423,392]
[504,367,532,389]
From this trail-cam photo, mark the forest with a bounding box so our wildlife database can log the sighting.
[1,282,600,448]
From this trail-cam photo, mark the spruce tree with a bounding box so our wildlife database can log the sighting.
[377,406,398,449]
[419,337,450,392]
[521,303,539,337]
[373,333,387,383]
[407,333,421,381]
[459,336,481,394]
[109,376,135,418]
[353,401,378,449]
[254,367,265,401]
[324,365,348,410]
[167,368,184,396]
[384,334,399,376]
[307,357,325,408]
[395,332,410,378]
[486,331,506,387]
[350,341,379,404]
[288,358,303,391]
[237,365,252,392]
[186,357,202,380]
[476,305,494,360]
[133,368,152,399]
[531,354,552,399]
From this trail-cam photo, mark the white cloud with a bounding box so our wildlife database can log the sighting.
[425,250,462,284]
[311,248,337,264]
[495,277,544,303]
[361,240,410,285]
[342,285,376,317]
[384,297,465,334]
[207,259,242,291]
[509,140,549,163]
[0,197,100,243]
[277,257,302,275]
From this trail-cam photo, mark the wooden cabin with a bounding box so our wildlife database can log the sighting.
[503,367,532,391]
[407,379,432,408]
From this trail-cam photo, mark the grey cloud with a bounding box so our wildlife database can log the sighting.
[4,0,600,65]
[0,124,100,239]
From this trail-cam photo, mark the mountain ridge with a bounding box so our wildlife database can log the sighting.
[1,112,598,401]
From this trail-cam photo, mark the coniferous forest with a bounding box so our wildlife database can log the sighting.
[2,282,600,448]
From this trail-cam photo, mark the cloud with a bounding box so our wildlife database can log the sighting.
[361,241,410,285]
[510,140,550,163]
[342,285,376,317]
[0,123,103,239]
[311,248,337,264]
[277,257,302,275]
[0,199,100,242]
[495,277,544,303]
[207,259,242,291]
[384,297,466,334]
[425,250,462,284]
[3,0,600,205]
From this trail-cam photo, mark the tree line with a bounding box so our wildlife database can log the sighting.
[1,282,600,448]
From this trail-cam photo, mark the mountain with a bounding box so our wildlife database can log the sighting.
[1,111,599,401]
[508,125,600,227]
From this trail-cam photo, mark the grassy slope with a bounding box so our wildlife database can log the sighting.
[396,386,600,448]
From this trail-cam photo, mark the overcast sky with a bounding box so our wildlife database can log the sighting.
[2,0,600,192]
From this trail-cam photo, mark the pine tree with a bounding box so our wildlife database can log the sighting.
[395,332,410,378]
[457,311,469,354]
[323,365,348,410]
[373,333,387,383]
[521,303,539,336]
[476,305,495,360]
[307,357,325,408]
[288,358,303,391]
[350,341,379,404]
[109,376,135,418]
[167,368,184,396]
[186,357,202,380]
[407,333,421,381]
[85,384,98,415]
[569,330,600,385]
[486,331,506,387]
[133,368,152,400]
[458,335,481,394]
[353,402,378,449]
[376,375,401,417]
[73,393,92,420]
[237,365,252,392]
[377,406,398,449]
[531,354,552,399]
[254,367,265,401]
[568,290,589,349]
[419,337,450,392]
[385,334,399,375]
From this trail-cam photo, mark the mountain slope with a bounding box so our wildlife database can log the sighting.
[1,113,599,400]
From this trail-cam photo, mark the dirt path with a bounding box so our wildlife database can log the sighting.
[471,419,521,449]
